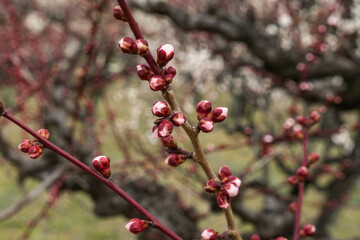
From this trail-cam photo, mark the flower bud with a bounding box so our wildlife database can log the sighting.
[113,6,127,21]
[308,152,320,164]
[287,175,298,185]
[158,120,173,138]
[211,107,228,123]
[204,180,219,193]
[201,228,218,240]
[28,145,43,159]
[164,66,177,77]
[196,100,212,120]
[125,218,149,234]
[136,64,154,81]
[160,135,177,149]
[198,117,214,133]
[92,155,111,178]
[223,176,241,188]
[296,116,308,126]
[152,125,159,138]
[296,166,308,181]
[118,37,135,54]
[223,182,239,197]
[37,129,50,140]
[157,44,174,66]
[218,166,232,180]
[18,139,32,153]
[134,39,149,55]
[165,153,187,167]
[164,74,174,84]
[274,237,288,240]
[300,224,316,236]
[216,191,231,209]
[171,112,186,126]
[152,101,171,117]
[149,75,166,91]
[309,111,320,124]
[250,234,261,240]
[289,202,297,213]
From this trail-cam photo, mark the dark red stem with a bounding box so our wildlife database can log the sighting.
[1,111,182,240]
[293,127,309,240]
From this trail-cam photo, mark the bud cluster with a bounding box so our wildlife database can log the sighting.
[151,101,188,167]
[288,152,320,185]
[92,155,111,178]
[118,37,149,56]
[18,129,50,159]
[125,218,149,234]
[136,65,176,93]
[204,166,241,209]
[282,117,304,140]
[296,110,321,127]
[196,100,228,133]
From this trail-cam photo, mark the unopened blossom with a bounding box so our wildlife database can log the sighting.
[134,39,149,55]
[300,224,316,236]
[151,101,171,117]
[165,153,187,167]
[149,75,166,91]
[196,100,212,120]
[160,135,177,149]
[204,180,219,193]
[113,6,127,21]
[37,129,50,140]
[157,44,174,66]
[211,107,228,123]
[18,139,32,153]
[157,120,173,137]
[201,228,218,240]
[92,155,111,178]
[198,117,214,133]
[296,166,308,181]
[218,165,232,180]
[125,218,149,234]
[171,112,186,126]
[216,191,231,209]
[118,37,135,54]
[28,145,43,159]
[136,64,154,81]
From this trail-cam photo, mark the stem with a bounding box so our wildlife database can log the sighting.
[1,111,182,240]
[293,127,309,240]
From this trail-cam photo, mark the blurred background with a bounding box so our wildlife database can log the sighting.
[1,0,360,239]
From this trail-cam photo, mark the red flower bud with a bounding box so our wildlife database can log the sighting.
[223,176,241,188]
[158,120,173,138]
[160,135,177,149]
[164,66,177,77]
[289,202,297,213]
[216,191,231,209]
[211,107,228,123]
[165,153,187,167]
[113,6,127,21]
[218,166,232,180]
[296,166,308,181]
[296,116,308,126]
[136,64,154,81]
[118,37,135,54]
[37,129,50,140]
[201,228,218,240]
[287,175,299,185]
[151,101,171,117]
[149,75,166,91]
[223,182,239,197]
[309,111,320,124]
[171,112,186,126]
[250,234,261,240]
[196,100,212,120]
[164,74,174,84]
[198,117,214,133]
[157,44,174,66]
[308,152,320,164]
[300,224,316,236]
[92,155,111,178]
[204,180,219,193]
[125,218,149,234]
[28,145,43,159]
[134,39,149,55]
[18,139,32,153]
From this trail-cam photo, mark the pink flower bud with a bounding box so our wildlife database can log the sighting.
[201,228,218,240]
[18,139,32,153]
[136,64,154,81]
[118,37,135,54]
[274,237,288,240]
[250,234,261,240]
[300,224,316,236]
[157,44,174,66]
[204,180,219,193]
[216,191,231,209]
[211,107,228,123]
[309,110,320,124]
[134,39,149,55]
[296,116,308,126]
[308,152,320,164]
[198,117,214,133]
[289,202,297,213]
[287,175,298,185]
[164,66,177,77]
[158,120,173,137]
[152,125,159,138]
[37,129,50,140]
[196,100,212,120]
[160,135,177,149]
[113,6,127,21]
[296,166,308,181]
[218,166,232,180]
[149,75,166,91]
[152,101,171,117]
[223,182,239,197]
[165,153,187,167]
[28,145,43,159]
[223,176,241,188]
[125,218,149,234]
[171,112,186,126]
[92,155,111,178]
